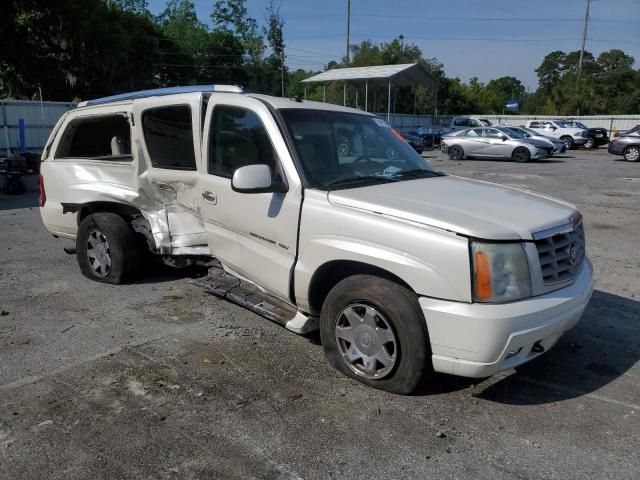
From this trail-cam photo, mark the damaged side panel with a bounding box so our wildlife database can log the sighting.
[40,96,210,257]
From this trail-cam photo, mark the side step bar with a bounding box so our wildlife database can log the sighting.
[191,264,318,334]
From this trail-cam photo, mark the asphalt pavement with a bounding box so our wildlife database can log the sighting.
[1,147,639,479]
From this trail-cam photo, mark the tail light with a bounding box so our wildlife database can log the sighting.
[39,174,46,207]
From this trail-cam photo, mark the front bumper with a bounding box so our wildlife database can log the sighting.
[608,142,625,155]
[419,260,593,378]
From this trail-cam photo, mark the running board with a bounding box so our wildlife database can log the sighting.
[191,265,318,334]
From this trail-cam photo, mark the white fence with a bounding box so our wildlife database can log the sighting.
[377,113,640,134]
[1,100,75,156]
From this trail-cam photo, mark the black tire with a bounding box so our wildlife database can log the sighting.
[76,212,141,284]
[512,147,531,163]
[560,136,574,149]
[584,137,595,149]
[623,145,640,162]
[320,274,431,395]
[449,145,464,160]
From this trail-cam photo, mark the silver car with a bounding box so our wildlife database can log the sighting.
[508,126,567,155]
[441,127,554,162]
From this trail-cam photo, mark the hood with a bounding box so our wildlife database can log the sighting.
[523,138,553,149]
[328,176,577,240]
[588,127,608,135]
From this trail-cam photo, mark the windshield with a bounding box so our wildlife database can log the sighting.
[567,121,588,129]
[554,120,573,128]
[479,119,492,126]
[280,109,441,189]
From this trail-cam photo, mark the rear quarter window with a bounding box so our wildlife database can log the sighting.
[142,105,196,170]
[55,114,132,160]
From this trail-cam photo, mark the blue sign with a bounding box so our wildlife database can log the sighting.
[505,99,520,111]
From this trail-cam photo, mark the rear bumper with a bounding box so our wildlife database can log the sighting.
[420,260,593,378]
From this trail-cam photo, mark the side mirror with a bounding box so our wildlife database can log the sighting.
[231,164,287,194]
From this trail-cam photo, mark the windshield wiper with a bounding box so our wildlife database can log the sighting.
[394,169,445,179]
[327,175,398,187]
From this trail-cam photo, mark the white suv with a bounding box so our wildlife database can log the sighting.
[525,120,588,149]
[39,85,593,394]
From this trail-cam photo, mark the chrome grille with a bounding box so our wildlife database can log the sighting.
[534,224,585,284]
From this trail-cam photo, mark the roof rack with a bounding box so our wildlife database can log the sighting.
[77,84,243,107]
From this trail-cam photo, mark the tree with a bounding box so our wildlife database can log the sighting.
[264,0,286,96]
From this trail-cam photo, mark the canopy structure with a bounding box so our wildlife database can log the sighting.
[301,63,434,122]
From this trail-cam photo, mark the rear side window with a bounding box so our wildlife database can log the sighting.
[142,105,196,170]
[530,121,542,128]
[55,115,131,160]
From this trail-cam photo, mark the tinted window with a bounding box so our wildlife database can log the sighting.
[142,105,196,170]
[454,118,469,127]
[484,128,503,138]
[55,115,131,159]
[208,106,277,178]
[530,121,542,128]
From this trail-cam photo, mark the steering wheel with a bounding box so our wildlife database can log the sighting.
[354,155,372,163]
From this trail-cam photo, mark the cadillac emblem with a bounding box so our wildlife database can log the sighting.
[568,242,578,265]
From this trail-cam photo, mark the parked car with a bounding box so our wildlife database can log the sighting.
[408,126,446,148]
[525,120,588,149]
[39,85,593,394]
[401,131,424,154]
[447,116,493,133]
[613,125,640,139]
[563,121,609,148]
[510,126,567,155]
[608,132,640,162]
[441,126,554,162]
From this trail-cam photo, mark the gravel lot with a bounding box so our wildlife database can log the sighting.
[1,147,639,479]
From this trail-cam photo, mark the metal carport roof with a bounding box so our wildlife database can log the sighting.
[300,63,434,122]
[300,63,433,87]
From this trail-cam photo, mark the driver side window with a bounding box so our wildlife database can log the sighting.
[208,106,277,178]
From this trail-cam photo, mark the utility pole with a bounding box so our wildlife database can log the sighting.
[345,0,351,64]
[578,0,591,74]
[281,50,285,97]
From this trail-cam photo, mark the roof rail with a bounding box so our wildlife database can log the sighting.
[77,84,243,107]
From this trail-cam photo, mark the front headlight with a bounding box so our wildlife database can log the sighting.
[471,241,532,303]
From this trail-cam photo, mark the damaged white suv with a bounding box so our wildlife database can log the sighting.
[40,85,593,394]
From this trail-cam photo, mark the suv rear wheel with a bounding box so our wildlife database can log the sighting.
[320,275,431,394]
[76,213,141,284]
[560,136,574,149]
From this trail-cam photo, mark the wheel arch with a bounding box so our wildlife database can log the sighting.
[307,259,415,316]
[77,201,142,225]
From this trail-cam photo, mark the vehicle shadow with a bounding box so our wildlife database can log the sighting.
[474,290,640,405]
[131,263,210,285]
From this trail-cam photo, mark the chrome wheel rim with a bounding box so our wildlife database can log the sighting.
[450,147,462,160]
[337,142,349,156]
[562,138,572,148]
[334,303,398,380]
[584,138,594,148]
[625,147,639,161]
[87,230,112,277]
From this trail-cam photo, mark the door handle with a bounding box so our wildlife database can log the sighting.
[202,191,217,204]
[154,182,175,191]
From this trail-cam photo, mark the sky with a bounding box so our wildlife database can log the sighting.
[147,0,640,90]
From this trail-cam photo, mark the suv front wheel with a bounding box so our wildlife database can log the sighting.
[320,274,431,394]
[76,212,141,284]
